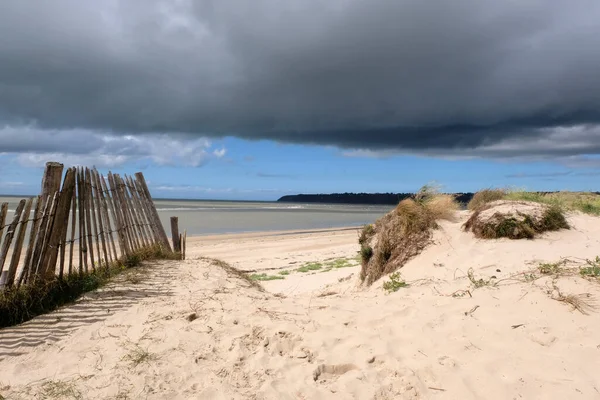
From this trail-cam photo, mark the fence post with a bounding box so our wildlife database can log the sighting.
[42,167,76,279]
[171,217,181,253]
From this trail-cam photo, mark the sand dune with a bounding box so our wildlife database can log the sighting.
[1,212,600,399]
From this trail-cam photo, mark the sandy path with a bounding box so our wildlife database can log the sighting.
[1,215,600,399]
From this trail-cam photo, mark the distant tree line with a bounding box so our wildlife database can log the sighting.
[277,191,600,206]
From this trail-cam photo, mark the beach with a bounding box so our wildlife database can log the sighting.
[1,210,600,399]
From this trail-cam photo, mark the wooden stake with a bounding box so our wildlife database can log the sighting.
[5,198,34,286]
[95,170,117,263]
[83,169,96,271]
[18,196,42,286]
[77,167,88,273]
[102,173,127,259]
[68,186,77,275]
[33,193,59,279]
[0,200,27,285]
[171,216,181,253]
[127,176,153,246]
[183,230,187,261]
[86,168,102,269]
[91,169,110,269]
[0,203,8,241]
[41,167,76,279]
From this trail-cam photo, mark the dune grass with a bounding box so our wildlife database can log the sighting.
[468,188,600,216]
[463,202,569,239]
[0,244,178,328]
[360,185,459,284]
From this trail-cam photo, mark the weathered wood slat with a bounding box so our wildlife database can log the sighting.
[94,169,118,263]
[135,172,172,252]
[91,169,110,269]
[42,167,76,279]
[18,196,42,286]
[104,173,128,258]
[33,193,59,279]
[0,200,27,285]
[127,175,153,246]
[123,175,145,249]
[86,168,102,269]
[77,167,88,273]
[115,174,140,252]
[5,197,34,286]
[171,216,181,253]
[68,185,77,275]
[131,177,161,246]
[0,203,8,241]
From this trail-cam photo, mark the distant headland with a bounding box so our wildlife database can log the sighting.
[276,192,598,206]
[277,192,476,205]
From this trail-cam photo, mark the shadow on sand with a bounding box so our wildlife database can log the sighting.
[0,261,178,359]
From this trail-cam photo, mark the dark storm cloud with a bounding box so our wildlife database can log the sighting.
[1,0,600,156]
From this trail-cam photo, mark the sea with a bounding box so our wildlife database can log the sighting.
[0,196,393,236]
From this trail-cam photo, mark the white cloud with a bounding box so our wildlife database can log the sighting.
[0,127,226,168]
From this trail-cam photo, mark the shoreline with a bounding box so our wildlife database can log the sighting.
[185,225,361,240]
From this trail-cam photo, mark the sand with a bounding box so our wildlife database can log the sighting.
[1,212,600,399]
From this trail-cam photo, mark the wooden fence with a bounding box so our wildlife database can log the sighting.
[0,162,174,289]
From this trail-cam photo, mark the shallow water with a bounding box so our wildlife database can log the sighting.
[0,196,392,237]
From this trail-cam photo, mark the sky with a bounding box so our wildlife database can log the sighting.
[1,0,600,200]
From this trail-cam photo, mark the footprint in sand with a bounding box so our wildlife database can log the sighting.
[312,363,359,381]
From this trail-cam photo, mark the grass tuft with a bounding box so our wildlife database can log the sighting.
[468,188,507,210]
[360,184,459,285]
[122,345,156,367]
[41,380,82,400]
[464,203,569,240]
[249,273,285,281]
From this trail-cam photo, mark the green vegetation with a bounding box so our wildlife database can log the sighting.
[249,273,285,281]
[467,268,496,289]
[278,270,291,276]
[0,244,177,328]
[382,272,408,293]
[580,256,600,278]
[360,245,373,263]
[296,262,323,273]
[539,261,566,275]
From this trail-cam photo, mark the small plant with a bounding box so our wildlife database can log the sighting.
[296,262,323,273]
[467,268,496,289]
[382,272,408,293]
[360,245,373,263]
[123,345,156,367]
[538,261,565,275]
[580,257,600,278]
[41,380,82,399]
[249,273,285,281]
[278,270,290,276]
